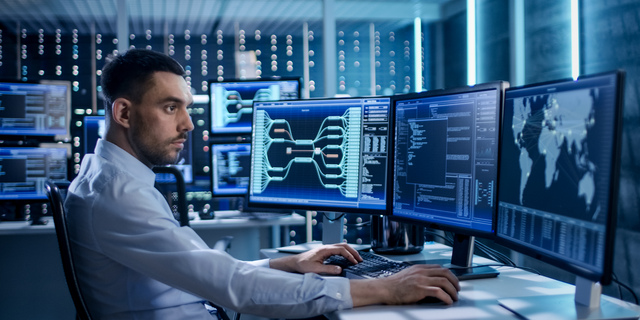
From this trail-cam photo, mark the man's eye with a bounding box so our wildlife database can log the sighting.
[167,105,177,112]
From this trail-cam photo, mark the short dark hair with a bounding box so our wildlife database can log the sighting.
[101,48,185,112]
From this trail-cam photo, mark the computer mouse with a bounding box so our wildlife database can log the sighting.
[416,295,447,305]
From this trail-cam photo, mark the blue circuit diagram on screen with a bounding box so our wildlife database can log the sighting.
[252,107,362,197]
[249,98,390,210]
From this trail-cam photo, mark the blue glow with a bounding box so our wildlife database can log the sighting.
[467,0,476,85]
[414,17,423,92]
[571,0,580,80]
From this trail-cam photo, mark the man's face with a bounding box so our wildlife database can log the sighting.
[128,71,194,167]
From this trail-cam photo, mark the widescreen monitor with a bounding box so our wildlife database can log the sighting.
[389,81,508,279]
[495,71,624,294]
[0,146,68,200]
[0,80,71,141]
[209,77,301,134]
[210,142,252,196]
[248,96,391,214]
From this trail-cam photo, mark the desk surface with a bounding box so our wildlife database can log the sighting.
[0,213,305,235]
[261,243,640,320]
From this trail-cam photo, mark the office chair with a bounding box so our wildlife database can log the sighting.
[152,166,189,226]
[45,180,92,320]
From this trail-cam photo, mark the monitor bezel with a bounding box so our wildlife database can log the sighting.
[387,81,509,240]
[209,139,253,197]
[246,95,393,215]
[493,70,625,285]
[207,76,302,136]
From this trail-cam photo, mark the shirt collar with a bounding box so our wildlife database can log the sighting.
[95,139,156,187]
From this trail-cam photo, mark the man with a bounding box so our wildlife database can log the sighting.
[65,48,460,319]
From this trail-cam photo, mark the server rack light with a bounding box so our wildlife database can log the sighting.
[571,0,580,80]
[467,0,476,86]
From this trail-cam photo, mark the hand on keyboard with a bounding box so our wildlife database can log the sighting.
[324,251,411,279]
[325,251,461,305]
[269,243,363,275]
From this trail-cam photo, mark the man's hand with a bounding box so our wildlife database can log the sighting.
[350,264,461,306]
[269,243,363,275]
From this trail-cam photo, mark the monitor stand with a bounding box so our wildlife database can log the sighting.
[498,277,640,320]
[321,212,344,244]
[411,233,499,280]
[370,215,424,254]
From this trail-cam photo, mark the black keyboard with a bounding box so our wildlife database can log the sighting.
[325,251,501,280]
[324,251,411,279]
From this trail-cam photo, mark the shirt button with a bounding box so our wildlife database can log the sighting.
[336,292,342,299]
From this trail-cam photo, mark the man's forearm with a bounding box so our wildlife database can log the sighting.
[349,279,391,307]
[269,255,299,273]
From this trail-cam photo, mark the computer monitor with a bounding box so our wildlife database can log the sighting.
[0,146,68,200]
[83,115,193,183]
[209,77,301,134]
[83,116,105,155]
[389,81,508,279]
[210,142,252,196]
[495,71,629,315]
[248,96,392,242]
[0,80,71,141]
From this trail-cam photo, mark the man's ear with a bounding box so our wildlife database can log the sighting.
[111,97,132,129]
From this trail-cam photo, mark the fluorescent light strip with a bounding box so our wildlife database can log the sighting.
[571,0,580,80]
[467,0,476,86]
[414,17,423,92]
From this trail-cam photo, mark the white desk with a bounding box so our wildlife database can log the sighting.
[261,242,640,320]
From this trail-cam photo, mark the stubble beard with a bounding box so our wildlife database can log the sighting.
[131,116,186,167]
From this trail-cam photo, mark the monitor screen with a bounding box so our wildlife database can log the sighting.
[0,146,68,200]
[0,80,71,141]
[390,82,506,237]
[83,116,105,155]
[387,82,507,279]
[210,142,252,196]
[209,77,301,134]
[248,96,391,213]
[496,71,624,284]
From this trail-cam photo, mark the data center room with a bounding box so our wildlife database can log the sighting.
[1,0,640,319]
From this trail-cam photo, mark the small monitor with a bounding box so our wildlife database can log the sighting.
[209,77,301,134]
[0,146,68,200]
[210,142,252,196]
[83,116,105,155]
[496,71,624,287]
[0,80,71,141]
[248,96,391,214]
[389,81,508,279]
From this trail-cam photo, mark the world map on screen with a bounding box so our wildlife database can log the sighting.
[511,89,598,212]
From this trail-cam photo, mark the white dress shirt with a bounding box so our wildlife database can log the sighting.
[65,139,352,319]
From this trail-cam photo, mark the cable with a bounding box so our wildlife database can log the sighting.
[321,212,346,222]
[474,240,516,267]
[612,273,639,305]
[424,229,453,245]
[345,221,371,228]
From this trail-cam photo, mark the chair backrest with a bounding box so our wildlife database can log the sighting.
[45,180,92,320]
[152,166,190,227]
